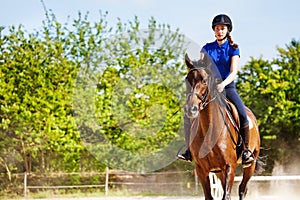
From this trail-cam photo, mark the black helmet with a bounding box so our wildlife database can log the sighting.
[212,14,233,32]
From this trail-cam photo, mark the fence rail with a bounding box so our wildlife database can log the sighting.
[23,167,110,197]
[22,168,300,197]
[27,185,106,189]
[235,175,300,181]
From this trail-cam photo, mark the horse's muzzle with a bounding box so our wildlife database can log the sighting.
[185,104,199,118]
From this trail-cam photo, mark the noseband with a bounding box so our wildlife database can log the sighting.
[187,89,218,110]
[187,89,208,104]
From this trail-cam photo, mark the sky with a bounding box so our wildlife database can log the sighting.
[1,0,300,66]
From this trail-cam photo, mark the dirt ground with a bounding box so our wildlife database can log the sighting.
[24,195,283,200]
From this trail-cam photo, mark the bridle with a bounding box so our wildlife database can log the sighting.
[187,89,208,103]
[186,68,218,110]
[187,89,219,110]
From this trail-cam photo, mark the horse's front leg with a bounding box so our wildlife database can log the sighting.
[239,162,256,200]
[222,164,236,200]
[195,165,213,200]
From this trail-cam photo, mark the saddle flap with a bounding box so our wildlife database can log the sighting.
[225,99,240,130]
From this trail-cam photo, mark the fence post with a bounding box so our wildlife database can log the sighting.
[194,169,198,194]
[24,172,27,197]
[105,167,109,196]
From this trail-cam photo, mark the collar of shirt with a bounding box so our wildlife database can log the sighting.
[213,39,229,49]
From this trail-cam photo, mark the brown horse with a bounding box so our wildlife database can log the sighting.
[184,54,262,200]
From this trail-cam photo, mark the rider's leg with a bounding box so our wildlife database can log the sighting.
[177,78,193,162]
[177,115,192,162]
[240,123,254,165]
[225,85,254,166]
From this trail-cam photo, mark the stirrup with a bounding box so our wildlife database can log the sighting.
[242,149,254,168]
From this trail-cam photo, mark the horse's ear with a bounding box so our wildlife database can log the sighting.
[185,53,194,69]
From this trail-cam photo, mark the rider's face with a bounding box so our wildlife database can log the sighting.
[214,24,228,40]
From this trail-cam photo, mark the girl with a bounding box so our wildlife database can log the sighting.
[178,14,254,166]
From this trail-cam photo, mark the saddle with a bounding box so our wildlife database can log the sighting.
[216,91,246,153]
[223,99,248,156]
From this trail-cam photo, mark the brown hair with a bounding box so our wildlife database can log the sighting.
[227,32,238,49]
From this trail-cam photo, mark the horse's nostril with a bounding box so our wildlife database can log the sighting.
[185,105,199,118]
[191,105,198,113]
[192,106,198,112]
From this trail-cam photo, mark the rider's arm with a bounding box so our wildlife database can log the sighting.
[200,52,205,60]
[216,55,239,92]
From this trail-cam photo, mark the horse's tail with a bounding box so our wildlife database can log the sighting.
[254,146,268,174]
[254,155,265,174]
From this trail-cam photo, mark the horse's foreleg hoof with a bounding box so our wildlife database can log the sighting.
[239,192,245,200]
[222,194,231,200]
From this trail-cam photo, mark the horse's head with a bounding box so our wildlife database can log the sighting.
[184,53,214,118]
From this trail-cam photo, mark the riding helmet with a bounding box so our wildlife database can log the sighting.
[212,14,233,32]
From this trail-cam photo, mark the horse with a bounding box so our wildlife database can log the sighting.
[184,53,262,200]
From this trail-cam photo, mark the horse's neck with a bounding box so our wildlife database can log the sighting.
[201,100,220,118]
[198,101,224,135]
[190,101,226,158]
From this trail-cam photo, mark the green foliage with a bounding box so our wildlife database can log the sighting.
[73,15,187,171]
[236,39,300,170]
[0,10,188,176]
[0,23,82,173]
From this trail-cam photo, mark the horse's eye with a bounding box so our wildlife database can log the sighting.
[202,79,207,85]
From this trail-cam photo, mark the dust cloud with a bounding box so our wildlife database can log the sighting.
[246,160,300,199]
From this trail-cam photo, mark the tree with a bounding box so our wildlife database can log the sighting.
[0,24,82,173]
[0,10,190,176]
[73,16,188,172]
[236,39,300,172]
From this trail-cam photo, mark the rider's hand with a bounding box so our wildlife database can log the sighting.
[216,82,225,93]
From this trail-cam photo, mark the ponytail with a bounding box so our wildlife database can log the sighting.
[227,33,238,49]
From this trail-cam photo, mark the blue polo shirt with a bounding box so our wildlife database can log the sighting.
[201,40,240,79]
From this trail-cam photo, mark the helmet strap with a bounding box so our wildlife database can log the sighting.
[216,35,227,42]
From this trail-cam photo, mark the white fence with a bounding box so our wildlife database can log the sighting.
[24,167,109,197]
[22,168,300,198]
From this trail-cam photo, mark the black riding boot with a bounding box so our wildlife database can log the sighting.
[241,124,254,166]
[177,148,192,162]
[177,116,193,162]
